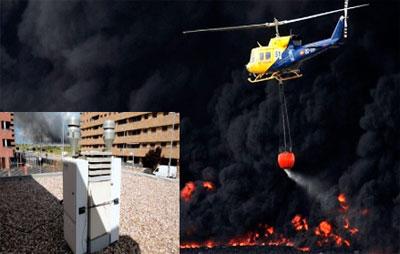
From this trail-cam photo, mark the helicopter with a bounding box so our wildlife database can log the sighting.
[183,0,369,83]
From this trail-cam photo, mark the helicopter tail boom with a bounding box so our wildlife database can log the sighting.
[331,16,345,43]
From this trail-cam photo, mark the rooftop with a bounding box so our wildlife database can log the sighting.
[0,170,179,254]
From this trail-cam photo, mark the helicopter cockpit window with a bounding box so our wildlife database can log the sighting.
[265,52,271,60]
[293,40,302,46]
[259,52,264,61]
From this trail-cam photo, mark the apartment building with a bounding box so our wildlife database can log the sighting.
[80,112,180,165]
[0,112,15,169]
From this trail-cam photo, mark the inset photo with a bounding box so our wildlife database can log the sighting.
[0,112,179,254]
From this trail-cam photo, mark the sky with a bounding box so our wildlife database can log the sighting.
[1,0,400,251]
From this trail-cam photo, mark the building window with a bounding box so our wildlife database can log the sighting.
[162,126,168,131]
[152,113,157,118]
[174,124,179,130]
[116,119,127,125]
[2,139,12,147]
[129,116,141,122]
[151,128,156,133]
[1,121,11,130]
[127,130,140,136]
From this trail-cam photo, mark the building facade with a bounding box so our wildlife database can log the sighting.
[80,112,180,165]
[0,112,15,169]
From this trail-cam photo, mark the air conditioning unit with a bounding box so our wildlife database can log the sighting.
[63,118,121,254]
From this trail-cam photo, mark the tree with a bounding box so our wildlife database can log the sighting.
[142,146,163,170]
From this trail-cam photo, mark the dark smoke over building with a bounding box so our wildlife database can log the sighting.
[14,112,77,143]
[0,0,399,252]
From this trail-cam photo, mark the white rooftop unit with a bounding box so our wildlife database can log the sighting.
[63,118,121,253]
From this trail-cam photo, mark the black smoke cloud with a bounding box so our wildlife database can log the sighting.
[1,0,399,252]
[337,75,400,250]
[0,1,232,112]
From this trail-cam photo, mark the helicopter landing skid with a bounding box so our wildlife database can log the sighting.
[248,70,303,83]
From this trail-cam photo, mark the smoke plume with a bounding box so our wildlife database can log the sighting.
[14,112,77,144]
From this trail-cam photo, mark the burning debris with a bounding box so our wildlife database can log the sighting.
[181,193,364,252]
[202,181,215,191]
[181,182,196,202]
[338,193,349,212]
[181,181,216,202]
[291,215,308,232]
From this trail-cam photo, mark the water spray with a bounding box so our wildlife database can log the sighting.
[284,169,326,200]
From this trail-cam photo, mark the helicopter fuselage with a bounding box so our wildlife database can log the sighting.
[183,0,368,83]
[246,16,345,82]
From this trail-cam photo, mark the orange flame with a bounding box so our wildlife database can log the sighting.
[297,246,311,252]
[349,227,359,235]
[181,181,196,202]
[228,232,258,247]
[338,193,349,211]
[337,194,360,236]
[338,193,346,203]
[265,226,274,236]
[315,220,332,236]
[291,215,309,231]
[180,242,201,249]
[202,181,215,191]
[205,240,216,248]
[344,218,350,229]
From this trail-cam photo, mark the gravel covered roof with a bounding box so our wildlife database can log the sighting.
[0,170,179,254]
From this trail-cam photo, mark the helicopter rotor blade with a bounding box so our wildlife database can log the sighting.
[277,4,369,26]
[182,3,369,34]
[182,23,273,34]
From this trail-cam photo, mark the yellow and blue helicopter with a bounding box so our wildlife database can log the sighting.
[183,0,369,83]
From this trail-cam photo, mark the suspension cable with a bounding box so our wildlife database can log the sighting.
[278,81,292,152]
[278,82,287,151]
[282,85,292,151]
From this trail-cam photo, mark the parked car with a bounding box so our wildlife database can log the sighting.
[153,165,177,178]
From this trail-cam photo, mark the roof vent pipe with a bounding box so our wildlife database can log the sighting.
[67,117,80,157]
[103,120,115,152]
